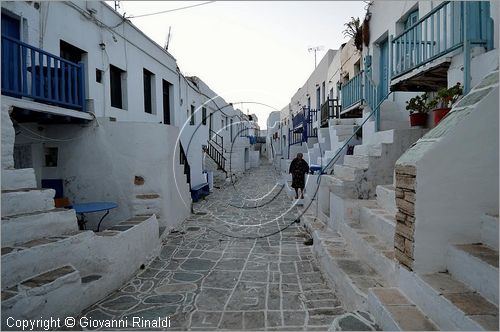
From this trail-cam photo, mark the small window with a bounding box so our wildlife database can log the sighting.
[143,68,154,114]
[225,116,228,131]
[190,105,195,125]
[110,65,125,109]
[405,10,419,30]
[202,107,207,125]
[44,147,58,167]
[96,69,103,83]
[60,40,86,63]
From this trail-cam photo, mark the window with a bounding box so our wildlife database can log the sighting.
[44,147,58,167]
[142,69,154,114]
[225,116,228,131]
[316,87,321,110]
[96,69,103,83]
[60,40,86,63]
[230,119,233,139]
[162,80,172,125]
[190,105,195,125]
[405,10,419,30]
[110,65,125,109]
[322,81,326,102]
[202,107,207,125]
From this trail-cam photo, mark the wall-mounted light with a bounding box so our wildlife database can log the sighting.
[99,42,106,50]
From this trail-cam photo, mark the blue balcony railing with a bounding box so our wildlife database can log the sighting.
[1,35,86,111]
[292,111,305,130]
[340,71,363,110]
[390,1,493,79]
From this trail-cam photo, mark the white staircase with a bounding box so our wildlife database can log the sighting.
[1,167,160,325]
[329,128,427,199]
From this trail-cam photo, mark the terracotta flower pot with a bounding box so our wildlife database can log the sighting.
[433,107,451,125]
[409,112,428,127]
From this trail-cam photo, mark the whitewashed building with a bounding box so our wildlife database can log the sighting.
[0,0,254,323]
[288,1,499,330]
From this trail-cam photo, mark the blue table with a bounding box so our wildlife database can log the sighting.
[70,202,118,232]
[310,165,322,174]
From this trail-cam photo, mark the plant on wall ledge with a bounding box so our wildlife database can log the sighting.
[343,17,363,51]
[428,82,463,125]
[406,93,432,127]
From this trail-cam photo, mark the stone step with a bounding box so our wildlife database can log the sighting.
[369,129,395,145]
[1,188,55,217]
[399,269,498,331]
[447,243,499,305]
[367,287,438,331]
[304,218,386,311]
[359,204,396,245]
[480,214,499,250]
[343,155,373,169]
[340,221,397,285]
[333,165,361,181]
[376,185,397,216]
[1,208,79,247]
[1,231,94,288]
[1,168,37,191]
[354,143,386,157]
[1,265,82,327]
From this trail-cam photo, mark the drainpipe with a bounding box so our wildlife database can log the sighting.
[463,2,471,94]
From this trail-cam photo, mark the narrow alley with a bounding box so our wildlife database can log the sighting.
[80,164,377,330]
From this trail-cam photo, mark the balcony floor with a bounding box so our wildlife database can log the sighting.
[390,56,451,92]
[2,96,93,124]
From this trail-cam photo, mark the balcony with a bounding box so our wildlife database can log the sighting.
[1,35,87,113]
[320,98,341,127]
[340,71,363,111]
[390,1,493,91]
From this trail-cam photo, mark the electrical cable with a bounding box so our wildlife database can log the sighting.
[126,1,216,19]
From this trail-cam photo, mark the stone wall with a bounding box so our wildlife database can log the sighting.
[394,164,416,270]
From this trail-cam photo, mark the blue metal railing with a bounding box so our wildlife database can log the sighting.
[1,35,86,111]
[307,108,318,138]
[340,70,363,110]
[390,1,493,80]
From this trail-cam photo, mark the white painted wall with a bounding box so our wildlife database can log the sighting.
[398,72,499,273]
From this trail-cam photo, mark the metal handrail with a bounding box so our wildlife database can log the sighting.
[320,91,392,176]
[209,129,224,150]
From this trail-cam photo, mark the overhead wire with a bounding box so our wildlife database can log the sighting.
[126,1,216,19]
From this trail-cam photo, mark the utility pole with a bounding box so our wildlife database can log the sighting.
[308,46,324,68]
[165,26,172,51]
[114,1,120,11]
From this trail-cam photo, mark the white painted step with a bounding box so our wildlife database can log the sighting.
[333,165,361,181]
[368,287,438,331]
[303,217,386,311]
[1,231,94,288]
[1,265,82,326]
[480,214,499,250]
[339,221,397,284]
[359,204,396,245]
[447,243,498,305]
[1,208,79,247]
[1,188,55,217]
[1,168,37,190]
[368,129,395,145]
[344,155,373,169]
[399,269,498,331]
[376,185,397,216]
[354,143,386,157]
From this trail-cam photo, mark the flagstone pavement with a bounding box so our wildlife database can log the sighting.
[80,164,377,331]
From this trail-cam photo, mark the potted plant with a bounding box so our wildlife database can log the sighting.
[429,83,463,125]
[406,93,431,127]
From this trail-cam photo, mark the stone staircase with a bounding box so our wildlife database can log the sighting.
[1,167,161,326]
[329,128,427,199]
[369,217,499,331]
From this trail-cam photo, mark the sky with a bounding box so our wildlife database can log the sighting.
[114,1,367,128]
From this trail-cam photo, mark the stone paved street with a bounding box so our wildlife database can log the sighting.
[81,164,376,330]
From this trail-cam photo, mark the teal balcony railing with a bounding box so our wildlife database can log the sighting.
[390,1,493,80]
[340,71,363,110]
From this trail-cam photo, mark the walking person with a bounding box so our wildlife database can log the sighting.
[289,153,310,199]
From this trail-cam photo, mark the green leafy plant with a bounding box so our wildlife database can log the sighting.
[343,17,363,51]
[405,93,432,114]
[429,82,463,109]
